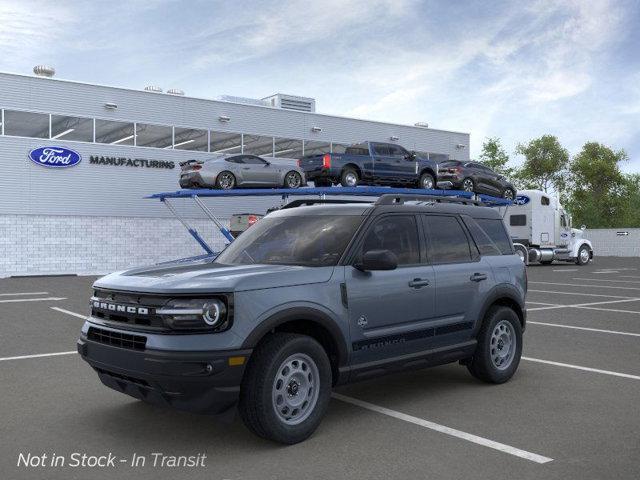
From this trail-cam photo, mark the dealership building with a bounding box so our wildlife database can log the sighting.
[0,68,470,276]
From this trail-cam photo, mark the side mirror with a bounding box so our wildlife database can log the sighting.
[354,249,398,271]
[404,152,416,160]
[264,161,271,166]
[581,225,586,230]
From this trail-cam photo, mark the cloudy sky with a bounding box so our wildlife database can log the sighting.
[1,0,639,171]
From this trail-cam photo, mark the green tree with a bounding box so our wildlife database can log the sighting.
[515,135,569,193]
[619,174,640,227]
[566,142,628,228]
[479,137,514,177]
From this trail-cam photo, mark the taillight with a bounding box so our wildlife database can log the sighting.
[247,215,258,226]
[322,154,331,168]
[192,164,202,171]
[297,159,301,167]
[454,167,462,174]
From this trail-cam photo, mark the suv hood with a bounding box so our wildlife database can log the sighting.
[93,258,334,294]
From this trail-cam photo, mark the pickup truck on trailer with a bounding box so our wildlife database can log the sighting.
[298,142,442,189]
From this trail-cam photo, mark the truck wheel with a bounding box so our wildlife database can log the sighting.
[418,172,435,190]
[215,171,236,189]
[466,306,522,384]
[340,168,359,187]
[238,333,332,444]
[576,245,591,265]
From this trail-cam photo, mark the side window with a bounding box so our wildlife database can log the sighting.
[471,218,513,255]
[226,156,244,164]
[541,196,550,206]
[387,145,405,157]
[510,214,526,226]
[423,215,472,264]
[372,144,390,156]
[243,155,267,165]
[360,215,420,265]
[560,215,567,228]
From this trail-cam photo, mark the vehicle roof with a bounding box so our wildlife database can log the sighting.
[268,201,503,219]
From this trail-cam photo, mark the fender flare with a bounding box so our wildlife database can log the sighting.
[476,284,526,331]
[241,306,349,366]
[571,239,593,258]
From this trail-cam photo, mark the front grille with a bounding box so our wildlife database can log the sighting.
[88,326,147,350]
[91,289,168,330]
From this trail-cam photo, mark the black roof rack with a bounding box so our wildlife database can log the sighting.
[279,198,373,210]
[375,194,483,206]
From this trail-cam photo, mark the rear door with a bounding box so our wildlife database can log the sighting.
[345,214,436,365]
[370,143,394,183]
[387,144,417,184]
[422,214,493,343]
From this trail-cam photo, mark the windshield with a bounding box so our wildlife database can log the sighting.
[215,215,364,267]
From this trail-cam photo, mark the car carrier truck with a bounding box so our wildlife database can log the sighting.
[504,189,593,265]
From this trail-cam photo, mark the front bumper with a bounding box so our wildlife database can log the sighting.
[77,333,251,414]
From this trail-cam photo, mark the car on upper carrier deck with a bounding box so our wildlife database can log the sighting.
[437,160,517,199]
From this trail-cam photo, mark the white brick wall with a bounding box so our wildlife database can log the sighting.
[0,214,230,277]
[584,228,640,257]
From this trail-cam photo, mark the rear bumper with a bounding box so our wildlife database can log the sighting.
[77,334,251,414]
[179,172,208,189]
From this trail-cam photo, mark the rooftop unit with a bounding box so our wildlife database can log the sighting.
[262,93,316,113]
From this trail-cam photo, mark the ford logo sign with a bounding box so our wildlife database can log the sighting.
[514,195,530,206]
[28,146,82,168]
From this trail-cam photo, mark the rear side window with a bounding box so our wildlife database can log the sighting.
[360,215,420,265]
[345,146,369,155]
[510,215,526,226]
[467,218,513,255]
[423,215,472,263]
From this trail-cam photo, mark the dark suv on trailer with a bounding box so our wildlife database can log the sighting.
[438,160,517,199]
[77,194,526,444]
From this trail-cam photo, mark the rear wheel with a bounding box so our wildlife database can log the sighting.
[462,178,475,192]
[467,306,522,384]
[284,171,303,189]
[340,168,359,187]
[502,188,516,200]
[215,171,236,190]
[418,172,435,190]
[238,333,332,444]
[576,245,591,265]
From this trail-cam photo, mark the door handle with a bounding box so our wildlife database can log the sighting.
[242,167,251,170]
[408,278,430,288]
[470,273,488,282]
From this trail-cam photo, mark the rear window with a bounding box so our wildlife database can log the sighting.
[510,215,526,226]
[439,160,461,167]
[465,217,513,255]
[423,215,472,263]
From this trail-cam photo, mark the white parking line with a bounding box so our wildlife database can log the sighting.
[0,292,49,296]
[51,307,87,319]
[526,301,560,306]
[618,275,640,279]
[530,281,640,291]
[332,393,553,464]
[523,357,640,381]
[529,289,638,299]
[528,321,640,337]
[0,351,76,362]
[552,269,578,272]
[0,297,67,304]
[573,306,640,315]
[527,297,640,312]
[573,277,640,285]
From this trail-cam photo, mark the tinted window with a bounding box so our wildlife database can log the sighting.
[466,217,513,255]
[226,156,245,164]
[372,144,390,156]
[387,145,406,157]
[345,146,369,155]
[541,196,550,206]
[440,160,461,167]
[243,155,267,165]
[4,110,50,138]
[360,216,420,265]
[510,214,526,226]
[216,215,363,267]
[423,215,472,263]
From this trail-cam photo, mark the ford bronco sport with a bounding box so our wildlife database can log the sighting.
[78,194,526,444]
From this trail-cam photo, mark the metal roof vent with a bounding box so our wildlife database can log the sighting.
[33,65,55,78]
[167,88,185,96]
[414,122,429,128]
[144,85,163,93]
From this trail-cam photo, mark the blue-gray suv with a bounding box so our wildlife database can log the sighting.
[77,194,527,444]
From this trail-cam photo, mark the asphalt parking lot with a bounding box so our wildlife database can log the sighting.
[1,257,639,480]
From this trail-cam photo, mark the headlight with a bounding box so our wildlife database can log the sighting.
[157,297,230,332]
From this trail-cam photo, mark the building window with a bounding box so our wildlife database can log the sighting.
[303,140,331,156]
[135,123,173,148]
[95,119,135,145]
[3,110,50,139]
[273,137,303,159]
[243,134,274,156]
[50,114,94,142]
[173,127,208,151]
[210,131,242,154]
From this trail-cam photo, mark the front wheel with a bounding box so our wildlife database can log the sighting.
[502,188,516,200]
[576,245,591,265]
[467,306,522,384]
[238,333,332,444]
[284,171,303,189]
[418,172,435,190]
[462,178,475,192]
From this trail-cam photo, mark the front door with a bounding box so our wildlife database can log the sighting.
[345,214,436,365]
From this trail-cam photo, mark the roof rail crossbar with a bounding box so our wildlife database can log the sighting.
[280,199,373,209]
[375,194,483,206]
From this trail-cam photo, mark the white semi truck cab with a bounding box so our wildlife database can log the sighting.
[502,189,593,265]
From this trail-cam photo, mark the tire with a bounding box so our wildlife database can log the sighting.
[238,333,332,444]
[513,244,528,265]
[314,179,332,187]
[215,171,236,190]
[340,168,359,187]
[502,188,516,200]
[284,171,303,189]
[575,245,591,265]
[418,172,435,190]
[461,178,475,192]
[467,306,522,384]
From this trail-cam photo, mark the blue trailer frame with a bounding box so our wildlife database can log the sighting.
[147,187,512,255]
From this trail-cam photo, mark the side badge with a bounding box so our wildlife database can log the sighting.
[357,315,368,328]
